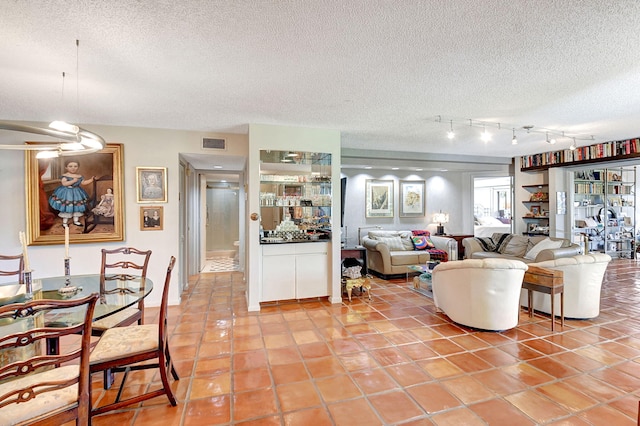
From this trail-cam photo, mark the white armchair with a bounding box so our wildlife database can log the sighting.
[432,258,528,331]
[521,253,611,319]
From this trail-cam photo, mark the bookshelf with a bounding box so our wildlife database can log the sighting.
[572,167,636,259]
[522,184,549,236]
[520,137,640,171]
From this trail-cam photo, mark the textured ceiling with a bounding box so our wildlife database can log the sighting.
[2,0,640,162]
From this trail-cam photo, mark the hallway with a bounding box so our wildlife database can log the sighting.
[90,260,640,425]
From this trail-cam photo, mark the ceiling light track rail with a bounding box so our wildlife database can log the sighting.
[435,115,595,143]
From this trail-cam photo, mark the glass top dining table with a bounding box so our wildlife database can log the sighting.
[0,274,153,355]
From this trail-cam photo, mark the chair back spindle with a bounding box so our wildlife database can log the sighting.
[0,253,24,284]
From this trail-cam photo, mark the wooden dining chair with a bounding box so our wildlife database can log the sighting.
[0,253,24,284]
[91,247,152,335]
[0,293,98,425]
[89,256,179,417]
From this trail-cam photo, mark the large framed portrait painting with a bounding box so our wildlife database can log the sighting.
[25,143,124,245]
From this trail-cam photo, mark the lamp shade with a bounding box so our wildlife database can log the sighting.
[433,212,449,224]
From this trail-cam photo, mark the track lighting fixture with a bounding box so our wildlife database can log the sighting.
[570,138,577,150]
[435,116,594,148]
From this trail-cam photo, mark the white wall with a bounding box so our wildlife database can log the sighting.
[0,122,248,306]
[340,170,466,245]
[247,124,341,311]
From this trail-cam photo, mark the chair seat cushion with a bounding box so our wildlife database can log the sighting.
[0,365,78,424]
[90,324,159,364]
[92,307,141,331]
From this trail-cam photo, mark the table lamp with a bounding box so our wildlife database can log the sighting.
[432,211,449,235]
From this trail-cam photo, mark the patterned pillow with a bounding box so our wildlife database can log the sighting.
[411,230,435,249]
[492,233,513,253]
[474,237,496,252]
[412,236,429,250]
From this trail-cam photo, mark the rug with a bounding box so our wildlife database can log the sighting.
[202,257,239,272]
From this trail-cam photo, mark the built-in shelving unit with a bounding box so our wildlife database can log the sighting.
[258,149,333,302]
[259,150,332,242]
[572,167,636,258]
[521,184,550,236]
[521,137,640,171]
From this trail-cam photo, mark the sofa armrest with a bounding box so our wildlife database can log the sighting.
[534,245,582,262]
[430,235,458,261]
[462,237,483,259]
[362,237,386,253]
[361,236,393,275]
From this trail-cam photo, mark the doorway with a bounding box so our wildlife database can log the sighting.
[202,179,240,272]
[473,176,513,237]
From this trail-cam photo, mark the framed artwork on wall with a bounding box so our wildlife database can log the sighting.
[366,179,394,218]
[136,166,167,203]
[140,206,163,231]
[25,143,124,245]
[399,180,425,217]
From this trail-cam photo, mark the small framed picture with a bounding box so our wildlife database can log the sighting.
[530,205,541,216]
[140,206,163,231]
[136,167,167,203]
[528,223,538,233]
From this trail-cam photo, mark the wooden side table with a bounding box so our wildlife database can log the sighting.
[522,265,564,331]
[445,234,474,260]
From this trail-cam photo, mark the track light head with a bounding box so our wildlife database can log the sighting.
[480,128,491,142]
[446,120,455,139]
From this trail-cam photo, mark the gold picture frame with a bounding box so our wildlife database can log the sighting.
[136,166,167,203]
[25,143,124,245]
[140,206,163,231]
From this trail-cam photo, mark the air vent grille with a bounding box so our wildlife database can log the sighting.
[202,138,226,150]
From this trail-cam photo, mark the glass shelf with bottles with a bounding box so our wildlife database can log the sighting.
[259,150,332,243]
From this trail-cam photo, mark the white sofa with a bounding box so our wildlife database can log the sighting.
[432,258,529,331]
[462,233,581,263]
[361,230,457,279]
[520,253,611,319]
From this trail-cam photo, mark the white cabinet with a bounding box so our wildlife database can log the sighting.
[261,242,329,302]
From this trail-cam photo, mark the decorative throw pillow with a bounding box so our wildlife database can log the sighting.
[474,237,496,252]
[377,236,405,251]
[501,235,530,257]
[524,238,563,260]
[492,233,513,253]
[412,235,429,250]
[412,230,435,247]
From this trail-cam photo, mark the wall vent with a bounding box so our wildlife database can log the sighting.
[202,138,226,150]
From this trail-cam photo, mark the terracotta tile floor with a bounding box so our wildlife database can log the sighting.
[88,259,640,425]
